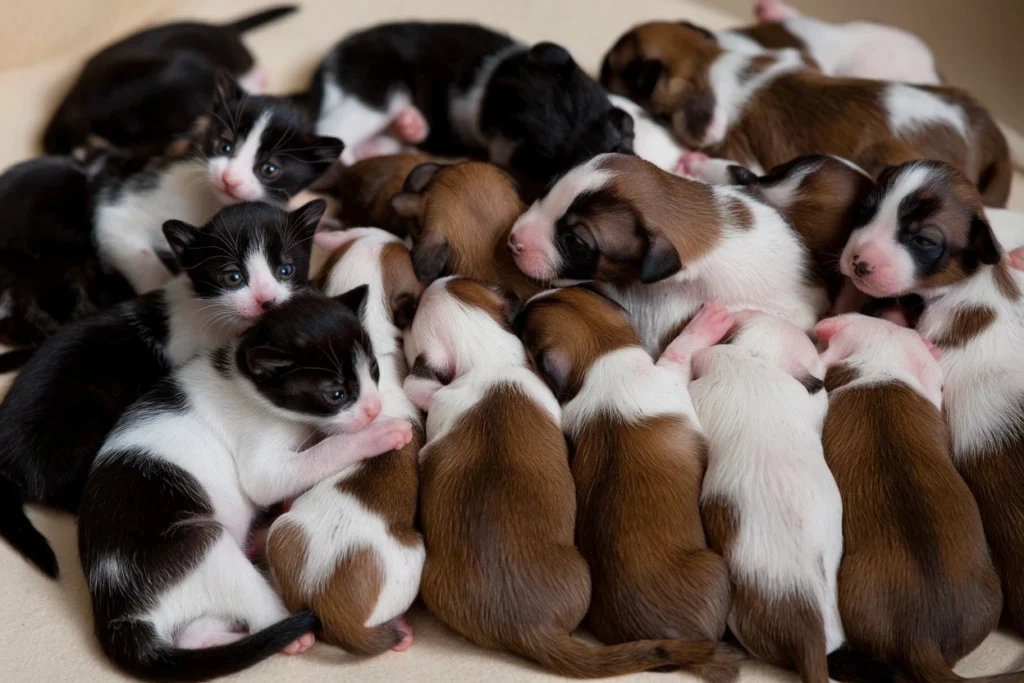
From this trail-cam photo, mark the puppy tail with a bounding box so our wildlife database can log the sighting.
[827,646,909,683]
[519,633,741,681]
[103,611,317,682]
[224,5,298,33]
[0,472,58,578]
[320,612,404,656]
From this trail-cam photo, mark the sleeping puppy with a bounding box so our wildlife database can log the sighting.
[840,160,1024,635]
[816,313,1014,683]
[43,5,297,156]
[403,276,738,681]
[719,0,940,84]
[680,309,843,683]
[307,22,633,183]
[517,287,731,645]
[600,22,1011,207]
[389,161,541,300]
[507,153,827,354]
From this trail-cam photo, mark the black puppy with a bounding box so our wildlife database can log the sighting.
[0,157,132,359]
[43,5,297,155]
[306,21,634,183]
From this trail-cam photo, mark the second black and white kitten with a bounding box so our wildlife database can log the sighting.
[78,289,412,681]
[0,200,322,578]
[91,71,342,293]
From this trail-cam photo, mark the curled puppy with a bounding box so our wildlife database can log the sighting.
[600,22,1010,206]
[390,161,541,299]
[841,160,1024,635]
[517,286,730,644]
[507,152,827,354]
[404,276,738,681]
[816,313,1014,683]
[268,228,424,655]
[326,153,433,234]
[308,22,633,182]
[675,309,843,683]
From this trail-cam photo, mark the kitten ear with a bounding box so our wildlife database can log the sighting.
[245,345,293,377]
[640,232,682,283]
[162,220,200,261]
[311,136,345,164]
[288,136,344,174]
[290,199,327,237]
[212,70,243,111]
[390,192,425,219]
[528,42,574,68]
[412,239,450,282]
[334,284,369,316]
[404,163,445,193]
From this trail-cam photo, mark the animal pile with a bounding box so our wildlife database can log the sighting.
[1,2,1023,682]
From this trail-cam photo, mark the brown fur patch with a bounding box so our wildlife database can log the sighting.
[335,153,432,232]
[445,277,515,331]
[380,240,423,327]
[731,23,818,69]
[994,264,1022,301]
[518,287,639,401]
[267,520,312,612]
[823,381,1001,672]
[824,362,859,393]
[932,306,996,349]
[574,413,729,643]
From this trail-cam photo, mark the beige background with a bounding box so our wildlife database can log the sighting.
[0,1,1022,682]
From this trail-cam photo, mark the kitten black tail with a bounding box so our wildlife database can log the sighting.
[0,347,35,375]
[105,611,317,682]
[0,472,58,578]
[224,5,298,33]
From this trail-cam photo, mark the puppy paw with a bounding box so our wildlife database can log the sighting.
[281,632,315,655]
[1008,246,1024,271]
[392,616,414,652]
[756,0,796,22]
[674,151,709,177]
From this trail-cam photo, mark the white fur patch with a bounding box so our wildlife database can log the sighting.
[885,84,969,140]
[607,94,687,171]
[316,81,412,165]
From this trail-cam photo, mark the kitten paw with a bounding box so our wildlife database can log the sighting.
[281,632,315,655]
[756,0,796,22]
[388,107,430,144]
[359,417,414,455]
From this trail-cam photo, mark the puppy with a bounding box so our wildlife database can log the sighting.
[518,287,731,645]
[507,153,827,354]
[267,228,424,656]
[403,277,737,681]
[607,94,689,173]
[719,0,940,84]
[390,161,541,299]
[600,22,1010,206]
[78,291,412,680]
[815,313,1016,683]
[308,22,633,183]
[327,153,433,234]
[676,309,843,683]
[840,160,1024,634]
[44,6,296,155]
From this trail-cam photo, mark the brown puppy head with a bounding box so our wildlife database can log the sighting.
[334,153,432,235]
[517,284,639,402]
[390,161,528,284]
[600,22,723,149]
[314,227,423,330]
[508,153,723,285]
[840,161,1002,298]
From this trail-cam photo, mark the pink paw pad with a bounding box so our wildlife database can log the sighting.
[675,151,709,177]
[389,107,430,145]
[392,617,413,652]
[1008,247,1024,271]
[685,301,736,347]
[281,632,315,655]
[755,0,795,22]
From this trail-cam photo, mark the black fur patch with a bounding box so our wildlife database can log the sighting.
[798,376,825,394]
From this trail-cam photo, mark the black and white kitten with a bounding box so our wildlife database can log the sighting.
[91,71,342,293]
[0,156,132,356]
[307,22,633,183]
[78,289,413,681]
[0,200,322,578]
[43,5,298,155]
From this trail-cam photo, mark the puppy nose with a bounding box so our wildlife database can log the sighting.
[507,234,524,255]
[853,257,872,277]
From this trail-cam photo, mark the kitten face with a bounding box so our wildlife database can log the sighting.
[203,72,343,205]
[237,289,382,430]
[162,200,324,322]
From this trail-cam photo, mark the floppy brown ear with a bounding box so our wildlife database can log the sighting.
[968,215,1001,266]
[640,232,682,283]
[404,162,446,193]
[390,192,425,219]
[412,239,451,283]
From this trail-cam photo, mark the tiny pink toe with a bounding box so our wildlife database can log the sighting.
[1008,247,1024,270]
[392,618,413,652]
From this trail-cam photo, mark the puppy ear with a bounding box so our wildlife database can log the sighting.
[162,220,199,261]
[623,59,663,100]
[640,232,682,283]
[315,228,361,252]
[814,315,852,343]
[728,165,759,186]
[412,239,451,283]
[334,283,369,316]
[212,70,243,110]
[404,162,445,193]
[677,20,717,42]
[528,42,574,67]
[245,345,293,377]
[968,215,1001,266]
[390,192,425,219]
[536,347,572,401]
[391,293,419,330]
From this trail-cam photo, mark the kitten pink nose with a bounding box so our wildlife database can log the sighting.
[258,297,276,311]
[220,172,243,191]
[362,396,381,421]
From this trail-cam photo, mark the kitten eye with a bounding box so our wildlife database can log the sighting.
[216,140,233,155]
[277,264,295,279]
[324,386,347,405]
[259,161,282,180]
[220,269,244,288]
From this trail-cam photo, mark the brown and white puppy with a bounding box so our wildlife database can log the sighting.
[815,313,1016,683]
[267,228,424,655]
[600,22,1011,207]
[507,152,827,355]
[678,309,843,683]
[318,153,432,234]
[517,287,731,645]
[403,276,738,681]
[390,161,542,300]
[841,160,1024,635]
